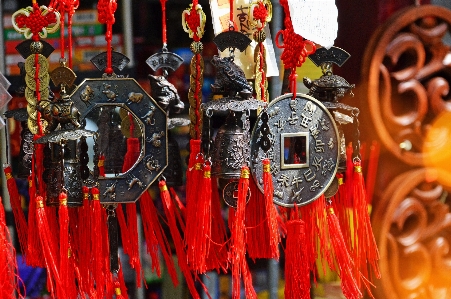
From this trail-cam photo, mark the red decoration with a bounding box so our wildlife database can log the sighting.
[14,4,58,40]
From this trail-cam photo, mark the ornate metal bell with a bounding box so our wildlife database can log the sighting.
[211,112,248,179]
[63,140,83,207]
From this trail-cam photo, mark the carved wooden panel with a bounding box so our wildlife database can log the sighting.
[362,5,451,166]
[372,169,451,299]
[362,4,451,299]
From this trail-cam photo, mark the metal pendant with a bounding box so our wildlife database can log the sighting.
[70,76,167,204]
[250,93,340,207]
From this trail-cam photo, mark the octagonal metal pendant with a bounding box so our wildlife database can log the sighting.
[250,93,339,207]
[70,77,167,204]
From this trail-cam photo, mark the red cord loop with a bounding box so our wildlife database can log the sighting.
[15,5,58,40]
[98,0,117,74]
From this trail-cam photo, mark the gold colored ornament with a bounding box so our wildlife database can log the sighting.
[25,73,50,91]
[25,54,49,77]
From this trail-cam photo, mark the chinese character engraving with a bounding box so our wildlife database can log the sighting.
[277,174,290,187]
[288,111,299,125]
[315,139,325,153]
[291,176,303,188]
[300,113,312,128]
[303,168,316,182]
[312,156,323,171]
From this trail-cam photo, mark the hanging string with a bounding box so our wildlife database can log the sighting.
[160,0,167,47]
[276,0,316,98]
[98,0,118,74]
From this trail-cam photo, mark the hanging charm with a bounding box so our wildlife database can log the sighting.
[250,93,339,206]
[250,0,272,102]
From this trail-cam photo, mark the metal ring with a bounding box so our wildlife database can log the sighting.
[205,108,213,118]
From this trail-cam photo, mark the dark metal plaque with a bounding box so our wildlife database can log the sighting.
[15,39,55,58]
[309,46,351,67]
[146,52,184,72]
[250,93,339,207]
[90,51,130,72]
[213,31,252,52]
[70,77,168,204]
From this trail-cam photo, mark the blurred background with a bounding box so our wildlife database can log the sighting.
[1,0,451,298]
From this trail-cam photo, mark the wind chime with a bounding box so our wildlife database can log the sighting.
[2,0,381,298]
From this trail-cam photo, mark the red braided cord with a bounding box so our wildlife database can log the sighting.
[277,0,316,96]
[259,42,266,102]
[194,54,201,139]
[97,0,117,74]
[160,0,167,45]
[15,4,58,39]
[229,0,233,29]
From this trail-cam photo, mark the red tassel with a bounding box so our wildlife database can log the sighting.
[98,154,106,177]
[245,179,268,259]
[352,161,381,284]
[262,159,280,258]
[326,203,361,299]
[284,210,310,299]
[116,205,130,255]
[59,192,70,294]
[117,260,129,299]
[170,188,187,221]
[139,190,179,285]
[230,167,257,299]
[126,203,143,287]
[160,179,202,299]
[0,196,25,299]
[91,187,105,298]
[206,178,228,272]
[186,163,212,274]
[35,196,66,298]
[299,195,329,277]
[26,175,45,268]
[186,140,202,212]
[113,275,126,299]
[3,166,28,256]
[122,137,141,173]
[77,186,92,295]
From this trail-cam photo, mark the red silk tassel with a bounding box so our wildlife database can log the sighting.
[3,166,28,255]
[284,211,310,299]
[299,195,329,276]
[0,196,24,299]
[160,179,202,299]
[352,161,381,284]
[230,167,257,299]
[117,261,129,299]
[26,175,44,267]
[326,204,361,299]
[245,179,268,259]
[77,186,92,295]
[186,164,212,273]
[98,154,105,177]
[206,178,228,272]
[126,203,142,287]
[58,192,70,294]
[114,276,126,299]
[91,187,105,298]
[185,149,204,269]
[139,190,179,285]
[246,159,280,260]
[36,196,66,298]
[262,158,280,258]
[122,137,141,173]
[332,174,353,254]
[116,205,130,255]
